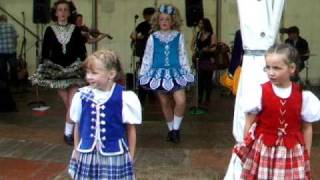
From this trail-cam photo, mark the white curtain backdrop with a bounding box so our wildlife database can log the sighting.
[224,0,285,179]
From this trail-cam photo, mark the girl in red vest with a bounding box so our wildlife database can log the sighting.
[234,43,320,179]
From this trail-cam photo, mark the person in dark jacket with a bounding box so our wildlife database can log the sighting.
[284,26,310,72]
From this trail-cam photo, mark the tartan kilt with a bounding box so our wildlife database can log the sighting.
[235,135,311,180]
[29,60,86,89]
[68,150,135,180]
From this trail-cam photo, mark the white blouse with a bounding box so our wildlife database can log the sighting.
[70,84,142,124]
[243,84,320,123]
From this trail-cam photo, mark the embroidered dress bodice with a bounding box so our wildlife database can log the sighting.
[152,32,180,68]
[51,24,75,54]
[138,31,194,91]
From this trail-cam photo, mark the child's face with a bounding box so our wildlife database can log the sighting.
[55,3,70,23]
[159,13,172,31]
[265,54,296,88]
[85,59,116,91]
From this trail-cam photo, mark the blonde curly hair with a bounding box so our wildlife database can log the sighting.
[151,4,183,32]
[83,49,124,82]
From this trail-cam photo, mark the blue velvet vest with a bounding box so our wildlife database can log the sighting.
[152,33,180,68]
[77,84,128,155]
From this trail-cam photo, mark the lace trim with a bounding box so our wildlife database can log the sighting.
[153,31,179,43]
[51,24,75,54]
[139,67,194,91]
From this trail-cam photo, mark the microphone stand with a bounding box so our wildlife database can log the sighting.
[129,15,139,91]
[189,27,208,116]
[27,20,48,111]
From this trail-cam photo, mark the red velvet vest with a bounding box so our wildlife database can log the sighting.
[255,82,305,148]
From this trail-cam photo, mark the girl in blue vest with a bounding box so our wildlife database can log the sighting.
[234,44,320,179]
[68,49,141,179]
[138,4,194,143]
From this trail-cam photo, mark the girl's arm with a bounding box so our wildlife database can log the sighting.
[127,124,137,160]
[243,113,256,137]
[302,122,312,156]
[139,35,154,76]
[74,123,80,148]
[178,34,192,72]
[71,123,80,160]
[69,92,82,159]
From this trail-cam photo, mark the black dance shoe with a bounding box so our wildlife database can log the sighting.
[166,130,173,142]
[171,130,180,144]
[64,134,74,146]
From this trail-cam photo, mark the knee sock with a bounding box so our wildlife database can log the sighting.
[64,122,74,136]
[167,121,173,131]
[173,115,183,130]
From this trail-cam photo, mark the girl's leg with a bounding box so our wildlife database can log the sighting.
[157,92,174,141]
[171,89,186,143]
[57,88,72,144]
[172,89,186,117]
[66,86,79,123]
[57,86,79,145]
[157,92,174,122]
[57,88,68,109]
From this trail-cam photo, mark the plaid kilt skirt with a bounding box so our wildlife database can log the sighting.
[29,60,86,89]
[68,150,135,180]
[234,127,311,180]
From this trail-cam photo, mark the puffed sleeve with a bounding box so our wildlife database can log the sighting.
[178,33,192,72]
[139,35,154,76]
[301,91,320,123]
[69,92,82,123]
[122,91,142,124]
[242,85,262,114]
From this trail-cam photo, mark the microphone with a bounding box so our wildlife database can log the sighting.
[134,14,139,20]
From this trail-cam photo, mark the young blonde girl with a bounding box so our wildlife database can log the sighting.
[68,50,141,179]
[138,4,194,143]
[234,44,320,179]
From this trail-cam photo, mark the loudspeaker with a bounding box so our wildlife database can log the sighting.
[185,0,204,27]
[33,0,51,24]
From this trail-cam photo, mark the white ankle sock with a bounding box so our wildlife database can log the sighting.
[65,122,74,136]
[173,115,183,130]
[167,121,173,131]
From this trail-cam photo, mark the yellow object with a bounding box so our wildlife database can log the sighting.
[219,71,233,91]
[232,66,241,95]
[219,66,242,95]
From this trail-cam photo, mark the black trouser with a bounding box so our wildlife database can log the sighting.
[0,53,17,112]
[0,53,17,85]
[0,80,17,112]
[198,69,214,103]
